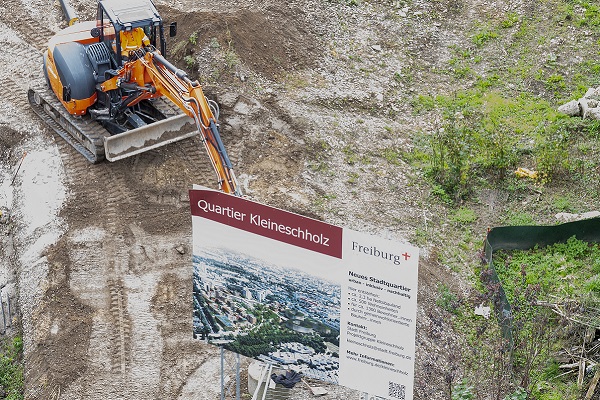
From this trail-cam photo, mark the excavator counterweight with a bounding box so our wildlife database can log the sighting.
[29,0,241,196]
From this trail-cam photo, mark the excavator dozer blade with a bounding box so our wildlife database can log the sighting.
[104,114,197,162]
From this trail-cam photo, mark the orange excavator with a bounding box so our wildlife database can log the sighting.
[28,0,241,196]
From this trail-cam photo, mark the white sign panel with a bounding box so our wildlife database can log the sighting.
[190,188,419,399]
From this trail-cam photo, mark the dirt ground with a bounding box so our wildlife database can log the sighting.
[0,0,494,398]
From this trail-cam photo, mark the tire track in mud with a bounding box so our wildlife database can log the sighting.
[108,280,132,374]
[51,110,213,397]
[44,92,137,380]
[0,2,56,52]
[179,135,216,189]
[1,80,31,111]
[62,158,135,377]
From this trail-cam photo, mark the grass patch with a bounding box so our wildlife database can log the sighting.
[477,237,600,397]
[436,284,461,314]
[472,27,498,47]
[502,211,537,226]
[558,0,600,31]
[449,207,477,224]
[381,148,401,165]
[0,336,24,400]
[409,89,557,200]
[184,55,196,70]
[407,84,600,201]
[188,31,198,45]
[500,12,520,29]
[494,236,600,300]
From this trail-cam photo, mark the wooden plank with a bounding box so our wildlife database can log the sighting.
[585,369,600,400]
[578,360,585,389]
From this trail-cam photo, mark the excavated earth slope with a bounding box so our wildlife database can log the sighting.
[0,0,478,398]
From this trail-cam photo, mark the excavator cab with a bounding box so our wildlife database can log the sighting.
[94,0,167,66]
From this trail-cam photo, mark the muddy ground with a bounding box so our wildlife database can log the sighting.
[0,0,527,398]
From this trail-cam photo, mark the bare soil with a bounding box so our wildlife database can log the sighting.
[163,5,321,81]
[1,0,566,399]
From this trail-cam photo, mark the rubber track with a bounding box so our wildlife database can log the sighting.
[28,80,189,164]
[28,82,106,163]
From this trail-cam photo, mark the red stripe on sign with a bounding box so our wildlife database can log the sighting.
[189,189,343,258]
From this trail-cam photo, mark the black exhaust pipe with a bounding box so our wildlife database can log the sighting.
[58,0,79,26]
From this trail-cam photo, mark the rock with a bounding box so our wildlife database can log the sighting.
[582,211,600,219]
[175,245,186,255]
[555,213,577,222]
[218,92,239,108]
[555,211,600,222]
[557,100,580,116]
[584,87,600,100]
[579,98,597,119]
[233,98,259,115]
[371,44,382,52]
[474,304,491,319]
[586,107,600,120]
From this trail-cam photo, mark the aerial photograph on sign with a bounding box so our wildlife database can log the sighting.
[193,233,342,384]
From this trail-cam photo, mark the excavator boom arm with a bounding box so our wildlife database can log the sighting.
[136,50,241,196]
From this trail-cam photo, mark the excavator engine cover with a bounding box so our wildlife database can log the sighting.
[52,42,96,101]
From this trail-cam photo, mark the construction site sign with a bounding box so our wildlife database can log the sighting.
[190,188,419,399]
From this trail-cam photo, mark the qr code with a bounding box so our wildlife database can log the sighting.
[388,381,406,400]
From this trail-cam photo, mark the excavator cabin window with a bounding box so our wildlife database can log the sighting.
[119,28,150,56]
[95,1,166,66]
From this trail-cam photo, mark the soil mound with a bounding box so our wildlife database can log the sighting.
[162,6,321,79]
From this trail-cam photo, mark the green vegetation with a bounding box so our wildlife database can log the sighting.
[184,55,195,69]
[501,211,536,226]
[0,336,24,400]
[559,1,600,30]
[504,388,528,400]
[224,50,240,69]
[494,236,600,303]
[409,87,600,201]
[451,379,474,400]
[486,237,600,398]
[343,145,359,165]
[472,27,498,47]
[209,37,220,49]
[436,284,461,314]
[347,171,359,184]
[188,31,198,45]
[500,12,520,29]
[449,207,477,224]
[396,2,600,398]
[381,147,401,165]
[405,0,600,203]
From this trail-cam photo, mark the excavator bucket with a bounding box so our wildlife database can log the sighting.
[103,114,197,161]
